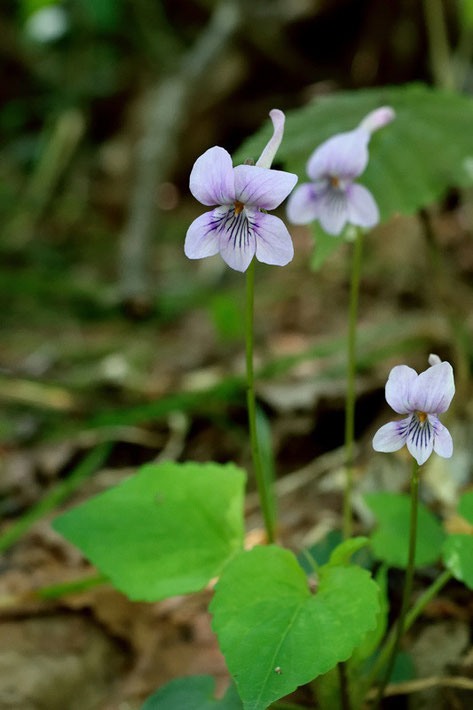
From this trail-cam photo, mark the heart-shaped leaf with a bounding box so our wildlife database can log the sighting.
[210,545,380,710]
[236,84,473,270]
[442,535,473,589]
[141,676,243,710]
[54,461,245,601]
[442,491,473,589]
[237,84,473,224]
[327,536,369,567]
[458,491,473,523]
[364,493,445,568]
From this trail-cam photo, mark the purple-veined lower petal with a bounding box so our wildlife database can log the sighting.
[409,361,455,414]
[430,415,453,458]
[253,212,294,266]
[233,164,297,210]
[346,183,379,228]
[218,208,256,272]
[372,416,411,453]
[307,128,370,181]
[189,146,235,206]
[406,415,434,465]
[385,365,418,414]
[286,182,322,225]
[184,209,225,259]
[256,109,285,170]
[358,106,395,135]
[316,186,349,235]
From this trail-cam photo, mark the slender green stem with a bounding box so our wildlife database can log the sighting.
[372,459,420,708]
[423,0,455,90]
[338,663,352,710]
[343,229,363,540]
[364,568,452,701]
[245,258,275,543]
[404,568,451,629]
[36,573,107,600]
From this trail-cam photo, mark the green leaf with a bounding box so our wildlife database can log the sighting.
[210,545,380,710]
[458,490,473,523]
[77,0,123,30]
[350,564,389,666]
[327,536,369,567]
[309,224,345,272]
[255,407,277,534]
[364,493,445,568]
[54,461,245,601]
[459,0,473,28]
[442,535,473,589]
[442,491,473,589]
[237,84,473,269]
[141,676,243,710]
[210,293,244,342]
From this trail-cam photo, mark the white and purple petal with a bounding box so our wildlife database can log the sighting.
[218,208,256,272]
[233,164,297,210]
[316,186,349,235]
[256,109,285,170]
[286,182,323,225]
[430,415,453,458]
[184,209,226,259]
[385,365,418,414]
[253,211,294,266]
[406,415,434,465]
[189,146,236,206]
[346,183,379,229]
[306,128,370,182]
[372,416,411,453]
[409,361,455,414]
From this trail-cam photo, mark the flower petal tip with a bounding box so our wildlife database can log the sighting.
[256,108,286,170]
[359,106,395,134]
[428,353,442,367]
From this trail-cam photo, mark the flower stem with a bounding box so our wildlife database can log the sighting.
[372,459,420,708]
[423,0,455,90]
[246,258,275,543]
[343,229,363,540]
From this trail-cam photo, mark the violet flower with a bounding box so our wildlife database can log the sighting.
[373,355,454,466]
[185,109,298,272]
[286,106,395,235]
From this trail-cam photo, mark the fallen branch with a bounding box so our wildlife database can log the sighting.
[367,675,473,700]
[119,0,243,309]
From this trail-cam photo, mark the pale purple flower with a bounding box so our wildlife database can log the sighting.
[185,109,298,272]
[286,106,395,235]
[373,356,455,466]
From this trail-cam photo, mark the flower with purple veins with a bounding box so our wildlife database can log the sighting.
[185,109,298,272]
[286,106,395,235]
[372,355,454,466]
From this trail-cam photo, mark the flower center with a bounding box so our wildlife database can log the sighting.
[416,410,427,423]
[234,200,244,215]
[329,176,340,188]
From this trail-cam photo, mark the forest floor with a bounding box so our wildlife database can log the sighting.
[1,198,473,710]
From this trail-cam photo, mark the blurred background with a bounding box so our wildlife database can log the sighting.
[1,1,473,709]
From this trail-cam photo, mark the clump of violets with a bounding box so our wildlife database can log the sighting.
[185,109,298,272]
[286,106,395,235]
[373,354,454,465]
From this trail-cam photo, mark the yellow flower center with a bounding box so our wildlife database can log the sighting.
[330,176,340,188]
[234,201,244,215]
[416,411,427,423]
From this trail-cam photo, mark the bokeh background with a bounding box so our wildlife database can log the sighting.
[1,1,473,709]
